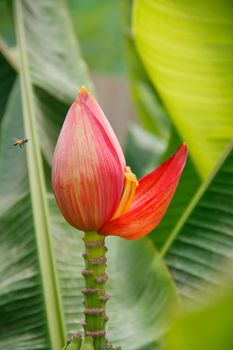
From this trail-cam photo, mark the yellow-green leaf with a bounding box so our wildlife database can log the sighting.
[133,0,233,178]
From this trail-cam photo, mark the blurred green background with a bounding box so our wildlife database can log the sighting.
[68,0,125,73]
[0,1,233,350]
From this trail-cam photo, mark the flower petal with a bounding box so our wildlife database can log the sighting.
[52,87,126,231]
[99,143,187,239]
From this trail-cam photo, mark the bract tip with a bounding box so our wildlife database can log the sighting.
[77,85,89,103]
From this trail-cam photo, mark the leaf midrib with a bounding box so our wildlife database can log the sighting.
[14,1,65,349]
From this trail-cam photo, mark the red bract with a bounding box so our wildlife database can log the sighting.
[52,86,188,239]
[99,143,187,239]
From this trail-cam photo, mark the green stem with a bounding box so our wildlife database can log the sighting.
[82,231,109,350]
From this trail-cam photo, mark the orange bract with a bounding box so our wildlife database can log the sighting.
[99,144,187,239]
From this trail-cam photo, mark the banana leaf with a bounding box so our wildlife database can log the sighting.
[122,0,201,250]
[163,141,233,302]
[132,0,233,305]
[133,0,233,178]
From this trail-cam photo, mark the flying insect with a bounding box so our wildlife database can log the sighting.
[13,138,29,148]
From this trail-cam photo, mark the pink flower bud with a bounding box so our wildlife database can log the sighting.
[52,86,126,231]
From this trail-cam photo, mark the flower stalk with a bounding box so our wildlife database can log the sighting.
[82,231,109,350]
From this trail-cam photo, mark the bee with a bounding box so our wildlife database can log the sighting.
[13,138,29,148]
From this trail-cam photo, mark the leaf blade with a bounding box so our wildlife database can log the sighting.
[121,0,201,250]
[163,140,233,301]
[14,1,65,347]
[107,238,178,350]
[133,0,233,178]
[0,81,51,349]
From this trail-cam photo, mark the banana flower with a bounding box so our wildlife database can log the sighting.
[52,86,187,239]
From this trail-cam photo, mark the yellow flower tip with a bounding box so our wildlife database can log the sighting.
[80,85,88,95]
[111,166,138,220]
[125,166,139,186]
[77,85,89,104]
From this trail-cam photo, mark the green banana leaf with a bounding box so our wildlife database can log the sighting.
[0,81,58,349]
[133,0,233,178]
[0,1,178,349]
[163,140,233,301]
[132,0,233,306]
[13,0,92,165]
[122,0,201,251]
[107,237,178,350]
